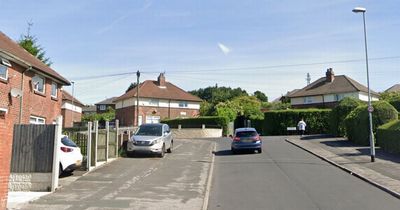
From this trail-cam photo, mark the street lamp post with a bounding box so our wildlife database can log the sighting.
[352,7,375,162]
[136,70,140,126]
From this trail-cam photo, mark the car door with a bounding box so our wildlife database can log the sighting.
[163,124,172,148]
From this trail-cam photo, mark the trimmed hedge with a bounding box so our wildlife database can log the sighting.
[387,97,400,112]
[345,101,398,146]
[264,109,331,135]
[377,120,400,154]
[161,116,229,135]
[329,97,363,137]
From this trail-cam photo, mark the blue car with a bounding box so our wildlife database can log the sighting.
[231,127,262,154]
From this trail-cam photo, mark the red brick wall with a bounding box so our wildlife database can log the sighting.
[62,108,82,128]
[116,105,200,126]
[0,61,64,208]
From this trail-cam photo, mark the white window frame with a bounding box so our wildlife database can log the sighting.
[179,101,188,108]
[149,99,159,106]
[30,116,46,124]
[303,96,313,104]
[32,74,45,94]
[51,82,58,98]
[0,64,8,80]
[99,105,106,111]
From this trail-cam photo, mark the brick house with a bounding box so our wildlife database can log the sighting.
[0,31,70,208]
[385,84,400,93]
[61,90,84,128]
[95,97,116,113]
[114,73,202,126]
[288,68,379,108]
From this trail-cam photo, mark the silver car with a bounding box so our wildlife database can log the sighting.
[127,123,173,157]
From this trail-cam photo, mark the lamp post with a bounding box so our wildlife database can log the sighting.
[136,70,140,126]
[352,7,375,162]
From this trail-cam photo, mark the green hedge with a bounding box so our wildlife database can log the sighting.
[388,97,400,112]
[329,97,363,137]
[377,120,400,154]
[345,101,398,146]
[264,109,331,135]
[161,116,229,134]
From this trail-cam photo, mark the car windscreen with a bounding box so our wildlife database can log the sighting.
[236,131,258,138]
[61,136,78,147]
[135,125,162,136]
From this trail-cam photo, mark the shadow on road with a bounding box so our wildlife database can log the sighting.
[214,149,260,156]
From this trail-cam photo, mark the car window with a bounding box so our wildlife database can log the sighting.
[135,125,163,136]
[236,131,258,137]
[61,136,78,147]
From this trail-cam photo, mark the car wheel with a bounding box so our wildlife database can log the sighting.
[158,144,165,158]
[59,163,63,176]
[167,141,173,153]
[258,148,262,153]
[127,151,135,157]
[231,148,236,154]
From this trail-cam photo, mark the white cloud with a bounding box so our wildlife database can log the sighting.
[217,42,231,55]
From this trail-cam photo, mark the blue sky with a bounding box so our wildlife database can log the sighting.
[1,0,399,104]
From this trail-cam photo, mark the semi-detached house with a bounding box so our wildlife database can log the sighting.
[114,73,202,126]
[0,31,70,209]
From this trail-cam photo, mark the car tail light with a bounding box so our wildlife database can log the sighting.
[61,147,73,152]
[233,137,241,142]
[253,135,261,141]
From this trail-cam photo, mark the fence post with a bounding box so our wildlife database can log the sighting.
[105,121,109,162]
[87,122,92,171]
[51,116,62,192]
[115,120,119,158]
[94,121,98,166]
[178,124,182,130]
[202,124,205,129]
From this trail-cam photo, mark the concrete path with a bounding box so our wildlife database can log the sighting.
[208,136,400,210]
[286,135,400,198]
[16,139,215,210]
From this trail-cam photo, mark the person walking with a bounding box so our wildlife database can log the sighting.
[297,119,306,137]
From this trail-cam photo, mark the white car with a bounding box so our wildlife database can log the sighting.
[127,123,173,157]
[59,135,83,175]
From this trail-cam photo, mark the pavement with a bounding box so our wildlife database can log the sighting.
[286,135,400,199]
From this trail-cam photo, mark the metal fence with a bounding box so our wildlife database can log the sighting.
[11,124,56,173]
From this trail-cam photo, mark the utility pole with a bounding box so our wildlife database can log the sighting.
[306,73,311,85]
[136,70,140,126]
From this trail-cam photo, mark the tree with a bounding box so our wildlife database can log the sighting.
[189,86,248,104]
[253,90,268,102]
[231,96,264,119]
[18,22,52,66]
[126,82,137,93]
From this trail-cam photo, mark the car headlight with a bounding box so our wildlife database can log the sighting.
[151,139,161,145]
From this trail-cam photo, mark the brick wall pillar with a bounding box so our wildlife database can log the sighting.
[0,115,13,209]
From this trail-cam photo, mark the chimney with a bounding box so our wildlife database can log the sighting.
[158,73,166,87]
[326,68,335,82]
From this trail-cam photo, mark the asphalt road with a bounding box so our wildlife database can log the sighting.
[18,139,215,210]
[207,136,400,210]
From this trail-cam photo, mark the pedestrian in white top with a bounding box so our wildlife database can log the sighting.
[297,119,306,137]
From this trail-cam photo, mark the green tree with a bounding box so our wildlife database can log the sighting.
[126,82,137,93]
[231,96,263,119]
[253,90,268,102]
[189,85,248,104]
[18,22,52,66]
[215,101,239,122]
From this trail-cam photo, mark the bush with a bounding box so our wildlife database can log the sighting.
[330,97,363,136]
[376,120,400,154]
[388,97,400,112]
[345,101,398,146]
[161,116,230,135]
[264,109,331,135]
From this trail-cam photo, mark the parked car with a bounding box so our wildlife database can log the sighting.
[59,135,83,175]
[230,127,262,154]
[127,123,173,157]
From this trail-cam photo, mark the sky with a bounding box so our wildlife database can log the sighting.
[0,0,399,104]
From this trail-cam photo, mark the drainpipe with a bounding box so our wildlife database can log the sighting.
[19,66,32,124]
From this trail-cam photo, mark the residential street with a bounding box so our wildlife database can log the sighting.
[18,139,215,210]
[16,137,400,210]
[207,136,400,210]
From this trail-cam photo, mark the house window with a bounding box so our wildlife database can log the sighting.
[0,64,7,80]
[304,96,313,104]
[146,115,160,124]
[30,116,46,124]
[99,105,106,111]
[149,99,159,106]
[335,94,344,101]
[51,82,58,98]
[32,75,45,93]
[179,101,188,108]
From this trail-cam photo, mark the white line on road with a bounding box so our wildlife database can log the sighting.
[202,142,216,210]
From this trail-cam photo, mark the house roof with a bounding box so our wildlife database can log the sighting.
[114,80,203,102]
[95,97,117,105]
[288,75,379,98]
[62,90,84,107]
[385,84,400,92]
[0,31,70,85]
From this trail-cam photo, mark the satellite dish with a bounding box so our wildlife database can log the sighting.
[10,88,22,98]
